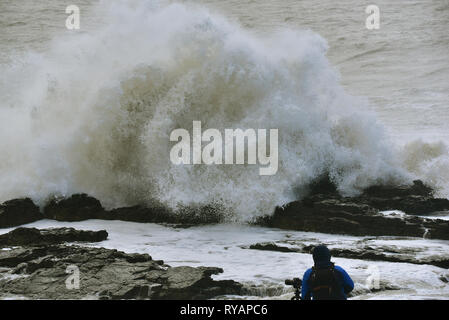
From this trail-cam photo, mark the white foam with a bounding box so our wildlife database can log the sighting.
[0,0,417,220]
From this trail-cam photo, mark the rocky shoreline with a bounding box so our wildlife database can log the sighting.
[1,180,449,240]
[1,179,449,299]
[0,194,226,229]
[0,227,242,299]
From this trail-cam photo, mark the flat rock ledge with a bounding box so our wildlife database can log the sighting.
[243,242,449,269]
[0,228,242,300]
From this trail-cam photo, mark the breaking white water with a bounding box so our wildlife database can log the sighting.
[2,220,448,300]
[1,0,449,222]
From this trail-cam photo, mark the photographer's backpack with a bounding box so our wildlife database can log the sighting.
[308,263,343,300]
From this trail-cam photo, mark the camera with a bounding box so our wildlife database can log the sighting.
[285,277,302,300]
[285,277,302,289]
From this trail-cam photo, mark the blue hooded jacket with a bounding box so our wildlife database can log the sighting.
[301,245,354,300]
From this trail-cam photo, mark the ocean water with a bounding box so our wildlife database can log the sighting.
[0,0,448,220]
[2,219,449,300]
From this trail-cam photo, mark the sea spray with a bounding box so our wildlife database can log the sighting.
[0,0,409,220]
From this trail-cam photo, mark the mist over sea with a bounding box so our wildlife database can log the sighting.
[1,0,448,221]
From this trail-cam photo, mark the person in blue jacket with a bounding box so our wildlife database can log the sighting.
[301,245,354,300]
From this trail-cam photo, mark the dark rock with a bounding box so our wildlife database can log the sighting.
[0,198,42,228]
[365,196,449,215]
[257,199,449,240]
[147,266,242,299]
[307,175,339,197]
[12,255,54,274]
[0,247,47,267]
[357,180,449,215]
[245,242,449,269]
[324,247,449,269]
[422,218,449,240]
[101,203,226,225]
[173,203,228,225]
[100,205,172,223]
[43,194,104,221]
[41,194,225,225]
[123,252,152,263]
[0,227,108,246]
[255,178,449,239]
[303,178,449,215]
[248,243,300,253]
[363,180,433,198]
[0,234,243,300]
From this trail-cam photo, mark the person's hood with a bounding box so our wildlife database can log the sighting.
[312,245,331,267]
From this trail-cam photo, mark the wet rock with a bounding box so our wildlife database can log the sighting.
[12,255,54,274]
[41,194,225,225]
[355,180,449,214]
[363,195,449,215]
[147,266,242,299]
[247,243,300,253]
[256,179,449,240]
[101,203,226,225]
[0,247,47,267]
[0,227,108,246]
[245,242,449,269]
[0,198,42,228]
[423,219,449,240]
[0,227,242,300]
[30,179,449,230]
[257,200,425,238]
[304,179,449,215]
[100,205,172,223]
[306,175,339,197]
[326,247,449,269]
[363,180,433,198]
[43,194,104,221]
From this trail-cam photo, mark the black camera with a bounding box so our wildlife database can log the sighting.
[285,277,302,300]
[285,277,302,289]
